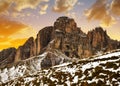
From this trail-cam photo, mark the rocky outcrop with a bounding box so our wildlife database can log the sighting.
[50,17,120,58]
[0,26,54,67]
[87,27,109,50]
[0,16,120,67]
[87,27,120,52]
[15,37,35,62]
[15,26,54,62]
[35,26,54,55]
[0,48,16,67]
[52,17,89,58]
[41,49,71,68]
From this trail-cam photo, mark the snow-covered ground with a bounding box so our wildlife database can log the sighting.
[0,49,71,84]
[0,49,120,86]
[0,52,48,83]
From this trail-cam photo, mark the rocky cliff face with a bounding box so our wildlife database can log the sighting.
[87,28,110,51]
[52,17,88,58]
[15,26,54,62]
[51,17,120,58]
[0,16,120,67]
[87,27,120,52]
[15,37,35,62]
[0,48,16,67]
[35,26,54,55]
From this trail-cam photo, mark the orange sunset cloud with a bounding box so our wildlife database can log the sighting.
[0,17,36,50]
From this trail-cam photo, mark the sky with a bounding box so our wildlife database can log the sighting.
[0,0,120,50]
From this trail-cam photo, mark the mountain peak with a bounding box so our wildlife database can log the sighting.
[54,16,77,33]
[95,27,104,31]
[0,16,120,68]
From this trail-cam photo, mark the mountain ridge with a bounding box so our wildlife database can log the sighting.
[0,16,120,67]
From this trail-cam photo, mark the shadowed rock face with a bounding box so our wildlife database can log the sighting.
[0,16,120,67]
[0,48,16,67]
[15,26,54,62]
[40,50,71,69]
[35,26,54,55]
[15,37,35,62]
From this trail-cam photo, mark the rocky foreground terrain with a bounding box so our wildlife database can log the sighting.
[0,49,120,86]
[0,16,120,67]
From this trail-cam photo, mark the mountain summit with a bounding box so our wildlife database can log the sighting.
[0,16,120,67]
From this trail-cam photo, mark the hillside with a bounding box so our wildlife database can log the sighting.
[0,49,120,86]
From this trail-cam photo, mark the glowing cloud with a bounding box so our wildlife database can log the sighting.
[0,17,26,37]
[39,4,48,15]
[111,0,120,16]
[85,0,107,20]
[9,27,36,40]
[0,17,36,50]
[0,0,49,16]
[0,0,11,13]
[85,0,116,27]
[53,0,78,12]
[100,14,116,27]
[14,0,41,12]
[66,12,76,19]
